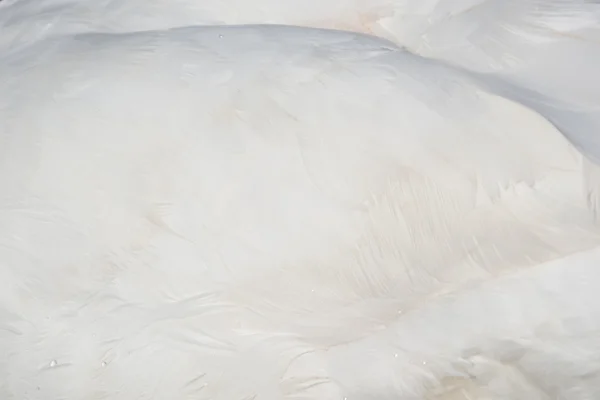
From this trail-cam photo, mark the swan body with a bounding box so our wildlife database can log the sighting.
[1,1,600,399]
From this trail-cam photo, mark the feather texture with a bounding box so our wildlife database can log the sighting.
[1,1,600,399]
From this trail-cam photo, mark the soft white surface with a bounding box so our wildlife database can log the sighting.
[1,1,600,399]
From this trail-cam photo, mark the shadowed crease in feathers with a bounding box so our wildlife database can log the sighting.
[1,0,600,399]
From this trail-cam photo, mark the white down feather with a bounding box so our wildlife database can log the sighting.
[1,1,600,399]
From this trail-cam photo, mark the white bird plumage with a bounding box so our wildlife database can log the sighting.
[1,0,600,399]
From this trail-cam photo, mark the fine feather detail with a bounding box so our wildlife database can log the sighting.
[1,1,600,399]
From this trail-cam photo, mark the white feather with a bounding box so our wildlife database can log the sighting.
[1,1,599,399]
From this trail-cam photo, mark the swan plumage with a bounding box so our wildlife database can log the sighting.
[1,1,600,399]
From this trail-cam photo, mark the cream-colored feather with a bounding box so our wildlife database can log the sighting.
[1,1,599,399]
